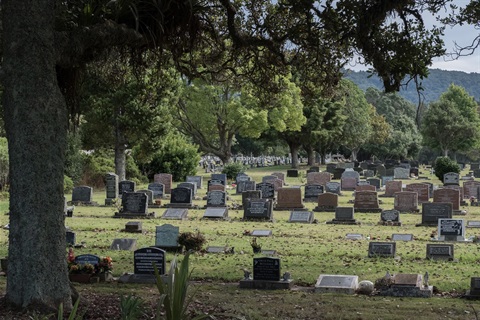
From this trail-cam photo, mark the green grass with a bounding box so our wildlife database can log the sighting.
[2,165,480,318]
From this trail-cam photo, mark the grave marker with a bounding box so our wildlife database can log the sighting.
[161,208,188,220]
[418,202,453,226]
[134,247,166,275]
[426,243,454,260]
[118,192,148,216]
[315,275,358,294]
[304,184,324,202]
[169,187,193,208]
[275,188,304,210]
[438,218,465,241]
[72,186,93,204]
[288,211,314,223]
[394,191,418,213]
[110,238,137,251]
[148,183,164,199]
[154,173,172,194]
[244,199,273,220]
[155,224,179,248]
[354,191,381,213]
[314,192,338,212]
[105,173,119,205]
[368,242,396,258]
[253,257,280,281]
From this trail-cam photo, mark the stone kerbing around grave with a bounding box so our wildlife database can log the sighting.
[376,273,433,298]
[315,274,358,295]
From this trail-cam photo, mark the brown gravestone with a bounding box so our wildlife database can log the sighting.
[355,185,375,192]
[394,191,418,213]
[354,191,381,212]
[463,181,480,199]
[275,188,304,210]
[314,192,338,212]
[384,180,402,197]
[154,173,172,194]
[341,177,357,191]
[433,188,460,211]
[405,183,429,203]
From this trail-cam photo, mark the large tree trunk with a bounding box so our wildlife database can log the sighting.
[289,144,300,168]
[306,146,316,166]
[3,0,72,310]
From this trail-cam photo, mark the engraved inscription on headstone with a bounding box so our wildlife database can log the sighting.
[289,211,314,223]
[426,243,454,260]
[134,247,166,275]
[368,242,396,257]
[253,257,281,281]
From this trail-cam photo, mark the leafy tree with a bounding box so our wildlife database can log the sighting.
[433,156,460,182]
[421,84,480,157]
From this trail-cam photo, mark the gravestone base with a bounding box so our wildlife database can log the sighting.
[114,212,156,219]
[69,201,99,206]
[274,206,307,211]
[326,219,360,225]
[239,279,292,290]
[154,245,183,252]
[465,291,480,300]
[377,221,402,226]
[313,206,336,212]
[377,285,433,298]
[165,204,198,209]
[354,208,383,213]
[118,273,169,284]
[415,223,437,227]
[453,210,466,215]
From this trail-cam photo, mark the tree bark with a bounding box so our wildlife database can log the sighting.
[306,146,316,166]
[289,144,300,168]
[3,0,71,310]
[115,123,127,181]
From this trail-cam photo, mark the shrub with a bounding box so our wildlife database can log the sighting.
[177,231,206,252]
[64,132,84,185]
[146,135,200,181]
[222,162,246,180]
[64,175,74,193]
[433,156,460,182]
[81,149,115,187]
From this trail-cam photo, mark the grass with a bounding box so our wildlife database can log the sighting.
[2,164,480,318]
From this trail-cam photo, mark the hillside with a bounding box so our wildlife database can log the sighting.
[344,68,480,103]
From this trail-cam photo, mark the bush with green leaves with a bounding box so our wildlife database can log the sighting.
[64,175,74,193]
[81,149,115,187]
[146,135,200,182]
[222,162,246,180]
[64,132,84,185]
[433,156,460,182]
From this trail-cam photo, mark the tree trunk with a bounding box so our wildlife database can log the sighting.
[115,132,127,181]
[290,145,300,168]
[443,149,449,157]
[306,146,316,166]
[3,0,71,310]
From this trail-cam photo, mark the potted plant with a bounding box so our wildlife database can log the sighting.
[251,238,261,254]
[96,256,113,282]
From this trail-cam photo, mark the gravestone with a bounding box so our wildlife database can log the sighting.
[236,180,256,194]
[471,163,480,171]
[326,164,337,174]
[154,173,172,194]
[161,208,188,220]
[72,186,93,204]
[433,188,460,211]
[381,176,394,186]
[384,180,402,197]
[405,183,430,203]
[304,184,324,202]
[137,189,154,205]
[376,164,386,177]
[286,169,298,177]
[394,191,418,213]
[75,254,100,266]
[134,247,166,275]
[443,172,460,186]
[314,192,338,212]
[117,192,148,217]
[385,168,395,176]
[206,191,227,207]
[244,199,273,220]
[203,207,228,220]
[236,173,251,183]
[426,243,454,260]
[342,170,360,181]
[355,184,375,192]
[309,166,320,172]
[327,207,358,225]
[467,220,480,228]
[354,191,381,213]
[110,238,137,251]
[148,183,164,199]
[474,169,480,178]
[256,182,275,199]
[155,224,179,248]
[186,176,203,189]
[271,178,283,191]
[438,218,465,241]
[275,188,304,210]
[262,175,278,183]
[464,181,480,199]
[105,173,119,205]
[271,172,285,183]
[178,182,197,197]
[251,230,272,237]
[394,168,410,179]
[418,202,453,226]
[377,273,432,298]
[119,180,135,196]
[392,234,413,241]
[253,257,280,281]
[125,221,142,233]
[241,190,262,208]
[333,168,345,180]
[367,178,381,190]
[169,187,193,208]
[208,180,226,192]
[466,277,480,299]
[341,177,357,191]
[66,231,76,246]
[346,233,363,240]
[315,275,358,294]
[211,173,227,185]
[364,170,375,178]
[368,242,396,258]
[307,172,331,186]
[325,182,341,195]
[289,211,314,223]
[379,209,401,226]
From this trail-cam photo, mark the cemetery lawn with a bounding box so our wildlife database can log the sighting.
[1,165,480,318]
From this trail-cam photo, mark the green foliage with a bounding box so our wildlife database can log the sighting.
[146,135,200,182]
[154,252,208,320]
[120,295,144,320]
[81,149,115,187]
[64,175,74,194]
[126,155,147,185]
[222,162,246,180]
[65,132,84,185]
[58,298,82,320]
[433,157,460,181]
[0,137,9,187]
[177,232,206,252]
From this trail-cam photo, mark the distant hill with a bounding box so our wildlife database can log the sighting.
[344,69,480,104]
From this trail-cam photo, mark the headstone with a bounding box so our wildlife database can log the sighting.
[376,164,386,177]
[137,189,154,205]
[72,186,93,203]
[333,168,345,180]
[304,184,324,202]
[271,178,283,191]
[161,208,188,220]
[155,224,179,248]
[394,168,410,179]
[325,182,341,195]
[327,207,358,224]
[253,257,280,281]
[256,182,275,199]
[271,172,285,182]
[384,180,402,197]
[110,238,137,251]
[244,199,273,220]
[419,202,453,226]
[236,180,256,194]
[315,275,358,294]
[314,192,338,212]
[119,192,148,216]
[236,173,250,184]
[341,177,357,191]
[148,183,164,199]
[241,190,262,208]
[405,183,430,203]
[119,180,135,196]
[186,176,203,189]
[286,169,298,177]
[380,209,401,225]
[275,188,304,210]
[262,175,278,183]
[364,170,374,178]
[309,166,320,172]
[426,243,454,260]
[367,178,381,190]
[251,230,272,237]
[443,172,460,186]
[471,163,480,171]
[326,163,337,174]
[354,191,381,212]
[346,233,363,240]
[208,181,226,192]
[438,218,465,241]
[206,191,227,207]
[134,247,166,275]
[203,207,228,219]
[467,220,480,228]
[355,184,375,192]
[177,182,197,197]
[474,169,480,178]
[463,181,480,199]
[467,277,480,298]
[381,176,394,186]
[125,221,142,233]
[385,168,395,177]
[211,173,227,185]
[392,234,413,241]
[368,242,396,258]
[169,187,193,207]
[154,173,172,194]
[75,254,100,266]
[105,173,119,205]
[307,172,331,186]
[433,188,460,211]
[289,211,314,223]
[393,191,418,213]
[66,231,76,246]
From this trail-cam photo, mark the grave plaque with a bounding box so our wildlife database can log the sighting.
[384,180,402,197]
[75,254,100,266]
[467,220,480,228]
[381,209,400,223]
[148,183,164,199]
[251,230,272,237]
[275,188,303,209]
[170,187,193,207]
[443,172,460,186]
[161,208,188,220]
[120,192,148,215]
[315,275,359,294]
[119,180,135,196]
[244,199,273,220]
[354,191,381,212]
[186,176,203,189]
[346,233,363,240]
[110,238,137,251]
[66,231,76,246]
[420,203,453,226]
[236,180,256,194]
[438,219,465,241]
[256,183,275,199]
[134,247,166,275]
[154,173,172,194]
[368,242,396,257]
[289,211,314,223]
[203,207,228,219]
[405,183,430,203]
[392,234,413,241]
[394,168,410,179]
[394,191,418,212]
[433,188,460,211]
[304,184,324,202]
[426,243,454,260]
[125,221,142,233]
[105,173,119,201]
[155,224,179,248]
[206,191,227,207]
[72,186,93,203]
[253,257,281,281]
[286,169,298,177]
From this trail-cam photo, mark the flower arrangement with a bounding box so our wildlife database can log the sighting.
[97,256,113,273]
[67,248,113,275]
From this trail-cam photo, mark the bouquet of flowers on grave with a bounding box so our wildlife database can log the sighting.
[96,256,113,274]
[67,248,96,275]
